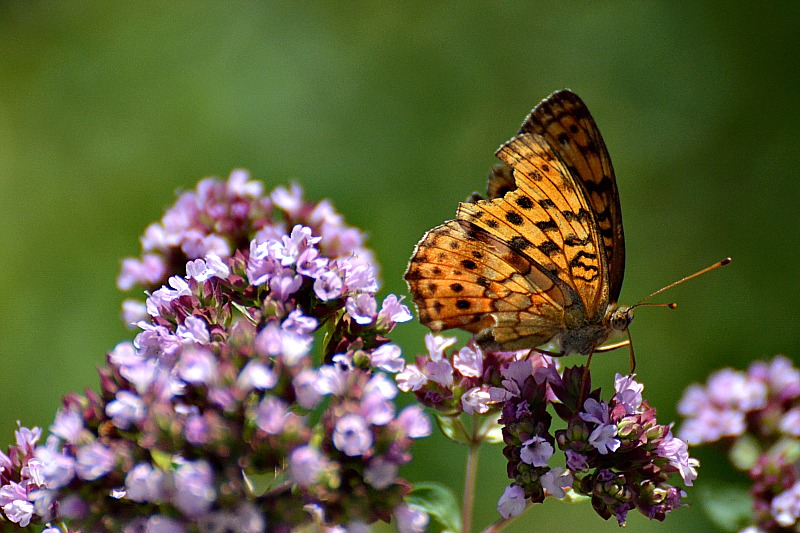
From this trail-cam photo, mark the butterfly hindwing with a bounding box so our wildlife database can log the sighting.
[405,219,565,349]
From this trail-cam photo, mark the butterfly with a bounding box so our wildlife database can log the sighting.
[404,89,728,365]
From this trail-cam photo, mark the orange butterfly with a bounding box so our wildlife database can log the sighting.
[405,89,727,367]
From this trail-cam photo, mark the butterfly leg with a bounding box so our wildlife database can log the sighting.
[595,334,635,374]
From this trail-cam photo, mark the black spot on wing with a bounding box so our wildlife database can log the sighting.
[505,211,524,226]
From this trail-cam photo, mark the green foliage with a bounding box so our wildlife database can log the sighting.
[407,482,461,533]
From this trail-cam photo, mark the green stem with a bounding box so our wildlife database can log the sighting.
[462,415,481,533]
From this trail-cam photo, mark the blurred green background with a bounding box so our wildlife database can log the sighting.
[1,2,798,531]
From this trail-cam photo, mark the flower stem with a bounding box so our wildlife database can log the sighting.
[462,416,481,533]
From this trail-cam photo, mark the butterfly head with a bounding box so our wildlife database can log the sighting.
[609,305,634,332]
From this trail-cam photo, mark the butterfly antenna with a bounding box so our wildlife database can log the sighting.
[632,257,731,309]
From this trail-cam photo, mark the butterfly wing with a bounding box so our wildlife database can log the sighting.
[519,89,625,303]
[405,219,568,351]
[462,132,607,322]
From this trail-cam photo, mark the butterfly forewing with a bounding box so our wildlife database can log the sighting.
[520,90,625,303]
[491,132,607,319]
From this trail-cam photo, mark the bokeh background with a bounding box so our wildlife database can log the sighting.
[1,2,798,531]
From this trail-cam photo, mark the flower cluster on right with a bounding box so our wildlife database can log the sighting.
[678,356,800,531]
[399,333,698,526]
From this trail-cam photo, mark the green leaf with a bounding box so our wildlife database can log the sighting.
[231,301,257,324]
[697,483,752,532]
[407,482,461,533]
[149,449,173,470]
[476,413,504,444]
[729,434,760,471]
[562,489,590,504]
[435,414,471,445]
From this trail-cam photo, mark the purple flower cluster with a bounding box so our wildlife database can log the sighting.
[9,177,429,532]
[495,363,697,526]
[396,334,552,416]
[0,425,47,528]
[117,171,377,326]
[678,356,800,531]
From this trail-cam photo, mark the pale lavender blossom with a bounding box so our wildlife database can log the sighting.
[461,387,491,415]
[581,399,620,454]
[520,436,554,467]
[780,407,800,436]
[397,406,432,439]
[173,460,215,519]
[316,365,349,396]
[255,323,312,365]
[176,347,218,385]
[361,374,397,425]
[226,168,263,197]
[270,183,304,217]
[293,369,323,409]
[186,255,229,282]
[281,309,318,336]
[657,430,698,486]
[589,425,620,455]
[75,442,115,481]
[236,361,277,393]
[143,515,187,533]
[394,503,429,533]
[105,391,146,430]
[50,408,84,444]
[369,344,405,373]
[184,415,210,445]
[255,396,289,435]
[34,441,75,489]
[772,481,800,527]
[121,299,149,326]
[108,340,141,368]
[176,316,210,344]
[614,373,644,414]
[565,449,589,472]
[296,247,329,277]
[181,232,230,259]
[339,257,377,294]
[246,240,279,286]
[125,463,165,503]
[453,345,483,378]
[313,270,344,301]
[425,359,454,387]
[678,404,746,445]
[424,334,457,361]
[118,254,166,290]
[376,295,412,328]
[364,457,398,490]
[147,275,192,316]
[396,365,427,392]
[269,270,304,300]
[707,368,767,411]
[3,495,34,527]
[346,294,378,325]
[540,467,574,498]
[289,446,326,487]
[15,426,41,454]
[489,360,534,402]
[497,484,527,519]
[333,414,373,456]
